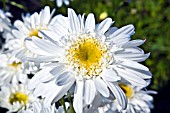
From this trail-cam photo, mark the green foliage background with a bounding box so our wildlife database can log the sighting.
[1,0,170,90]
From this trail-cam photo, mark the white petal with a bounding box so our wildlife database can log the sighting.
[12,30,25,39]
[96,18,113,34]
[73,80,84,113]
[94,77,109,97]
[50,64,65,77]
[51,80,75,104]
[32,37,63,56]
[120,59,149,71]
[28,68,52,90]
[111,24,135,37]
[124,67,152,79]
[100,69,120,82]
[122,39,146,48]
[39,30,63,46]
[106,82,127,110]
[39,72,55,83]
[85,13,95,31]
[84,80,96,104]
[40,6,50,25]
[115,67,147,86]
[14,20,24,28]
[105,27,118,37]
[56,71,75,86]
[68,8,80,33]
[56,0,63,7]
[115,52,150,62]
[109,34,130,45]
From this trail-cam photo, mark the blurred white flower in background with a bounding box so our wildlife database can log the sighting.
[0,9,12,32]
[0,83,36,112]
[51,0,72,7]
[3,6,59,74]
[0,53,27,86]
[96,84,156,113]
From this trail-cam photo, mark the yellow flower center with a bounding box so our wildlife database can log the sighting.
[8,62,22,70]
[29,27,46,38]
[67,36,109,77]
[9,92,28,105]
[29,29,39,37]
[119,84,134,98]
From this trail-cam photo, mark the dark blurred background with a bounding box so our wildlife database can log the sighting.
[0,0,170,112]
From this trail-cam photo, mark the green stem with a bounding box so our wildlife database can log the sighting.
[60,97,67,113]
[2,0,6,11]
[67,92,75,113]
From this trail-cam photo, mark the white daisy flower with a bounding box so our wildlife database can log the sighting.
[118,84,156,113]
[0,53,27,86]
[26,8,152,113]
[96,84,157,113]
[5,6,58,73]
[0,83,36,113]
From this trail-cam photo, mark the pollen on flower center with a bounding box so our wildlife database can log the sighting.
[29,27,46,38]
[119,84,134,98]
[9,92,28,105]
[29,29,39,37]
[8,62,22,70]
[67,36,109,77]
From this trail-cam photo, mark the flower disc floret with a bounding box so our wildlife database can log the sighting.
[66,35,110,77]
[9,92,28,105]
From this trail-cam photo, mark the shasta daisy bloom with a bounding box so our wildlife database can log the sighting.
[118,84,156,113]
[0,83,36,113]
[98,84,157,113]
[0,53,27,86]
[26,8,152,113]
[4,6,58,74]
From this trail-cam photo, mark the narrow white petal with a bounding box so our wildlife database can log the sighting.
[106,82,127,110]
[111,24,135,37]
[50,64,65,77]
[105,27,118,37]
[73,80,84,113]
[39,72,55,83]
[51,80,75,104]
[124,67,152,79]
[84,80,96,104]
[115,67,147,86]
[12,30,25,39]
[40,6,50,25]
[100,69,120,82]
[120,59,149,71]
[85,13,95,31]
[94,77,109,97]
[28,68,52,90]
[122,39,146,48]
[68,8,80,33]
[115,52,150,62]
[96,18,113,34]
[32,37,63,56]
[56,71,75,86]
